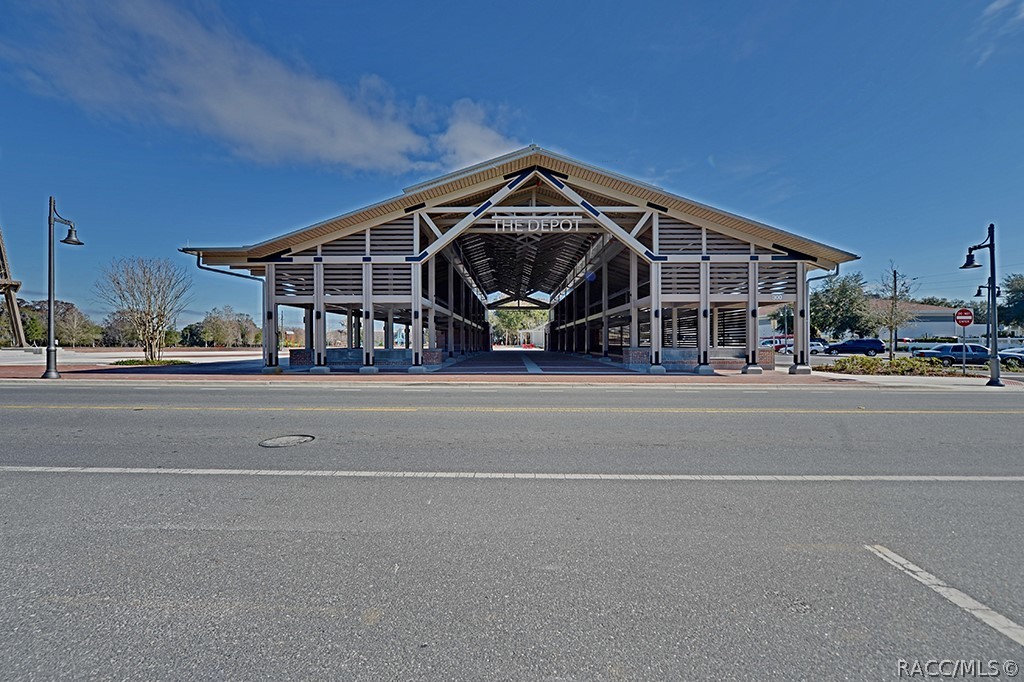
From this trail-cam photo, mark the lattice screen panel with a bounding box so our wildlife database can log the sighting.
[658,218,702,254]
[662,264,700,296]
[323,265,362,296]
[757,263,798,297]
[274,265,314,297]
[663,307,698,348]
[369,219,415,255]
[705,230,751,254]
[709,264,748,295]
[322,233,366,256]
[716,307,747,347]
[372,265,412,296]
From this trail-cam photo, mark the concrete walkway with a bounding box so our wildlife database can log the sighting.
[1,347,1020,389]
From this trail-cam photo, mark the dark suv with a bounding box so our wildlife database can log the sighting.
[824,338,885,356]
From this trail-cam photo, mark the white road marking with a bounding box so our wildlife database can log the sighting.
[199,388,226,391]
[402,389,431,392]
[865,544,1024,646]
[2,466,1024,483]
[334,388,361,391]
[521,355,544,374]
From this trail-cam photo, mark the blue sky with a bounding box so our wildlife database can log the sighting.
[1,0,1022,326]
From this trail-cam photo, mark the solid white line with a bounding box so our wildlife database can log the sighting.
[2,466,1024,483]
[865,544,1024,646]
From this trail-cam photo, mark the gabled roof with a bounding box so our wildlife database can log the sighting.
[183,145,858,268]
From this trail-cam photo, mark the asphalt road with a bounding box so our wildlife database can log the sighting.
[1,382,1022,680]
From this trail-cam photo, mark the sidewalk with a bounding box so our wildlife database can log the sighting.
[0,360,1019,389]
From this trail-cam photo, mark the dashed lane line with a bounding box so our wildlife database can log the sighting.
[2,466,1023,482]
[1,404,1023,415]
[865,544,1024,647]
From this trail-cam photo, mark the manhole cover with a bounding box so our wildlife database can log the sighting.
[259,435,315,448]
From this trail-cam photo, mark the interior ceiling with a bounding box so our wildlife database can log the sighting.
[442,180,631,302]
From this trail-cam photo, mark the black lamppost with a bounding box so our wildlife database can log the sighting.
[960,223,1001,387]
[41,197,84,379]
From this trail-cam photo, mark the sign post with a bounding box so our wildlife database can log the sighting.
[955,308,974,375]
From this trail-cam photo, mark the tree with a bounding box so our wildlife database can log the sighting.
[489,309,548,346]
[94,258,193,362]
[101,310,140,347]
[768,305,794,336]
[1000,273,1024,328]
[22,313,45,346]
[875,263,917,360]
[56,305,100,348]
[809,273,878,339]
[202,306,241,346]
[180,322,206,346]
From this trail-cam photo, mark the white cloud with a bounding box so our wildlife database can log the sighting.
[0,0,518,173]
[433,100,521,170]
[973,0,1024,65]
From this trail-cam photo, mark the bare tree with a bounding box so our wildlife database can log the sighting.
[95,258,193,362]
[56,305,99,348]
[877,262,918,360]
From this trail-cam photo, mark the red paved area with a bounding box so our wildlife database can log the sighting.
[0,362,851,384]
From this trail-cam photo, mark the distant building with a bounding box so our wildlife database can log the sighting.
[868,300,985,339]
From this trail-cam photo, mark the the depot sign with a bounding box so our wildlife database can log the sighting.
[491,214,582,233]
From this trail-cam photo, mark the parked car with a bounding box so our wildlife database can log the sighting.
[779,341,826,355]
[999,348,1024,370]
[824,339,886,356]
[913,344,990,367]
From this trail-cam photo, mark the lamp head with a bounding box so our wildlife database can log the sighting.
[60,224,84,246]
[975,286,984,298]
[959,252,980,269]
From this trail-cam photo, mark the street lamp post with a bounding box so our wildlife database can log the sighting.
[959,223,1001,387]
[41,196,84,379]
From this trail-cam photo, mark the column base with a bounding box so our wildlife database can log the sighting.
[261,366,283,374]
[599,357,614,364]
[309,366,330,374]
[788,364,812,375]
[741,364,763,375]
[649,364,667,374]
[408,366,427,374]
[693,364,715,375]
[358,366,379,374]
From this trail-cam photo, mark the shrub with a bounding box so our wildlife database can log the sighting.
[821,356,958,376]
[112,359,192,366]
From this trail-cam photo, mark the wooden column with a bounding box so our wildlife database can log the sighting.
[447,258,455,357]
[262,264,278,369]
[650,261,663,369]
[313,262,326,367]
[790,261,812,374]
[411,262,423,365]
[584,277,591,355]
[601,262,609,356]
[696,261,711,373]
[742,261,762,374]
[346,307,353,349]
[629,251,638,348]
[428,256,437,349]
[362,261,374,367]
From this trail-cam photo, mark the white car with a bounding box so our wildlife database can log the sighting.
[780,341,826,355]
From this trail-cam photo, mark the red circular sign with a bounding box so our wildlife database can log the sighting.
[955,308,974,327]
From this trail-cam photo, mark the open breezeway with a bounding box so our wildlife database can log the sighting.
[1,382,1022,679]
